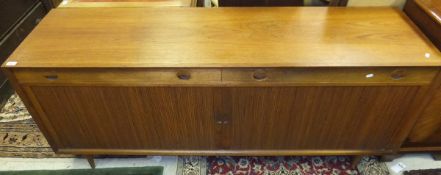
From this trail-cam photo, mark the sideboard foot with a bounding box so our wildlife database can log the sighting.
[431,153,441,161]
[85,156,96,169]
[351,155,362,169]
[380,154,401,162]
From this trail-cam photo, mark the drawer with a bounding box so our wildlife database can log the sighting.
[0,0,39,39]
[13,69,222,85]
[222,68,439,85]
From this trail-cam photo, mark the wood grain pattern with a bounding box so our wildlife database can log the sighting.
[60,0,195,7]
[3,7,441,68]
[22,84,424,152]
[400,0,441,152]
[14,68,222,85]
[404,0,441,50]
[401,0,441,151]
[11,67,438,86]
[1,69,62,152]
[407,89,441,143]
[2,6,441,156]
[222,68,438,86]
[225,87,420,150]
[414,0,441,25]
[400,146,441,152]
[29,86,218,149]
[402,70,441,150]
[218,0,303,7]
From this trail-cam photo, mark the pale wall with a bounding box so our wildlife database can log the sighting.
[348,0,406,8]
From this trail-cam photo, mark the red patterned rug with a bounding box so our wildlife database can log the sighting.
[206,156,383,175]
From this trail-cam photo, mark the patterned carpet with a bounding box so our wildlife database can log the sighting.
[178,156,389,175]
[0,119,73,158]
[0,93,390,175]
[0,94,31,122]
[208,156,359,175]
[0,94,72,158]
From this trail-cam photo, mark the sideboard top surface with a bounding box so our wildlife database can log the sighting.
[3,7,441,68]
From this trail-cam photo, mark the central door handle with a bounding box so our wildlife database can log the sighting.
[215,113,230,125]
[216,120,229,125]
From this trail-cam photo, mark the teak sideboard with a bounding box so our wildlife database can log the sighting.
[3,7,441,161]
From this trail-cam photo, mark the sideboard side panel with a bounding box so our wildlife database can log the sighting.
[408,89,441,143]
[402,70,441,150]
[1,69,62,151]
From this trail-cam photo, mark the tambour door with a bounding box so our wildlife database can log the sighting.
[220,68,439,151]
[15,68,222,151]
[225,86,419,150]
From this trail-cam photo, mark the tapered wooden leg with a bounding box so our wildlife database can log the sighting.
[380,154,401,162]
[431,153,441,161]
[351,156,363,169]
[86,156,96,169]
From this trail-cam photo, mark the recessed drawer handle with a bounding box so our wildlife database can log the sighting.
[176,71,191,80]
[253,69,267,81]
[44,75,58,81]
[391,70,406,80]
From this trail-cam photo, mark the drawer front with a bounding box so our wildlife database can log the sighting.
[222,68,439,85]
[0,0,39,39]
[12,68,438,86]
[14,69,222,85]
